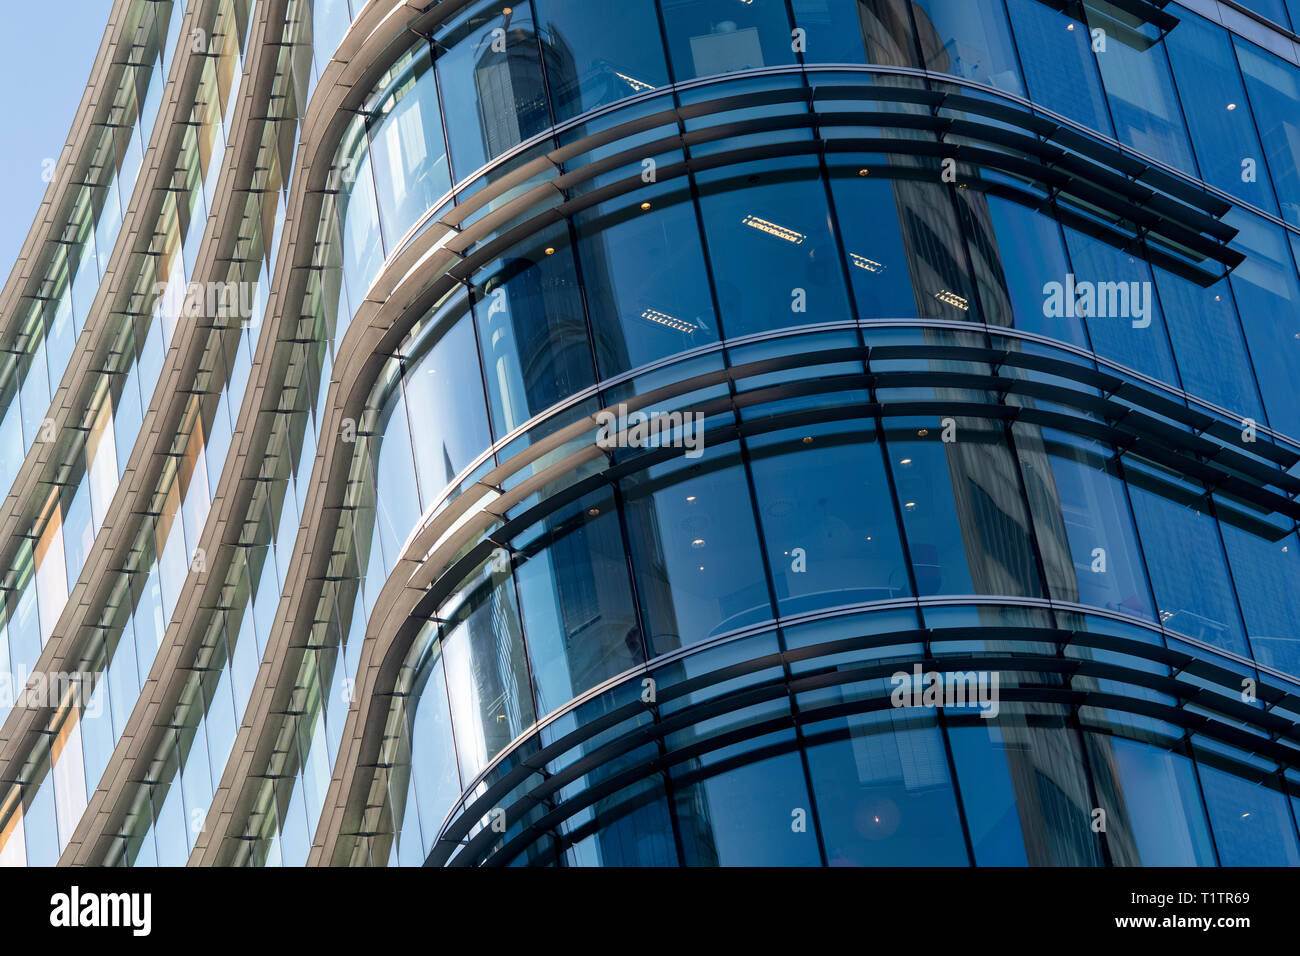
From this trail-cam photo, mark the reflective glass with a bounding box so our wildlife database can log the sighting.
[514,490,643,715]
[620,443,772,655]
[1196,761,1300,865]
[1005,0,1112,135]
[1163,10,1277,212]
[533,0,670,120]
[910,0,1025,95]
[473,224,596,437]
[367,47,451,250]
[805,712,969,866]
[696,156,852,338]
[659,0,796,82]
[436,2,551,182]
[748,419,912,615]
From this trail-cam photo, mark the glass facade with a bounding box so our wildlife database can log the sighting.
[5,0,1300,869]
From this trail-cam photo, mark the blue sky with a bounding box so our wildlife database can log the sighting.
[0,2,114,281]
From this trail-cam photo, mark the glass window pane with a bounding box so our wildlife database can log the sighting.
[888,419,1044,599]
[749,419,912,616]
[949,719,1105,865]
[1005,0,1113,136]
[473,224,596,437]
[793,0,918,67]
[534,0,670,120]
[910,0,1025,95]
[621,443,772,655]
[1163,10,1277,212]
[1235,37,1300,229]
[696,155,851,339]
[367,48,451,248]
[1196,761,1300,865]
[1124,463,1248,657]
[514,490,643,715]
[439,555,536,781]
[1015,426,1154,620]
[574,178,719,378]
[436,2,551,182]
[806,712,969,865]
[403,297,493,502]
[659,0,796,82]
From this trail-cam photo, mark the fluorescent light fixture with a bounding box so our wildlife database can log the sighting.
[742,214,805,244]
[850,253,885,273]
[615,71,656,93]
[934,289,969,311]
[641,308,699,333]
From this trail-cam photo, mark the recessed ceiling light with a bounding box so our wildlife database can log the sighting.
[742,214,805,244]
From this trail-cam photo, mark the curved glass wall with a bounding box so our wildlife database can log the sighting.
[212,0,1300,867]
[383,596,1300,867]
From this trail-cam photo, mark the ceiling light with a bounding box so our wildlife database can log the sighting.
[615,71,655,93]
[742,214,805,244]
[850,253,886,273]
[640,201,652,211]
[641,308,699,333]
[934,289,969,311]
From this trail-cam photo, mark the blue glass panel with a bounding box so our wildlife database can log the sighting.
[1219,521,1300,678]
[473,224,597,438]
[949,719,1105,865]
[1163,9,1277,212]
[621,443,772,654]
[1196,761,1300,865]
[1234,37,1300,229]
[1016,427,1154,620]
[575,179,719,378]
[1153,268,1264,424]
[1225,212,1300,437]
[792,0,918,67]
[1086,734,1217,865]
[1005,0,1113,136]
[910,0,1025,95]
[888,419,1044,598]
[659,0,796,81]
[748,419,912,615]
[533,0,671,120]
[673,739,822,865]
[367,47,451,250]
[407,650,462,858]
[436,2,551,182]
[805,712,969,866]
[1123,464,1248,657]
[695,155,852,338]
[515,489,642,715]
